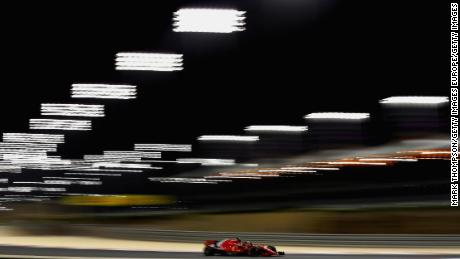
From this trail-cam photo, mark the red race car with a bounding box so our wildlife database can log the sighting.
[203,237,285,257]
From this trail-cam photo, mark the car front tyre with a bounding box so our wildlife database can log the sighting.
[248,247,260,257]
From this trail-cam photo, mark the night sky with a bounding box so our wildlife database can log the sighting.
[1,1,450,158]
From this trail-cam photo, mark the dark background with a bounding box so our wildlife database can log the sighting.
[0,1,450,158]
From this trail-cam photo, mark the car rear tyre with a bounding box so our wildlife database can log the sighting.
[204,247,215,256]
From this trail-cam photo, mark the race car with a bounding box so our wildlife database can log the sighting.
[203,237,285,256]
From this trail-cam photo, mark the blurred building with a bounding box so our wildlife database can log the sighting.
[379,96,449,137]
[304,112,371,148]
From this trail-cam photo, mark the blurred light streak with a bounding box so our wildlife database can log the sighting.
[240,163,259,167]
[0,150,47,157]
[396,150,451,159]
[13,181,43,184]
[83,155,121,162]
[205,175,261,180]
[43,180,102,185]
[137,159,178,163]
[281,166,340,171]
[65,172,122,176]
[84,153,162,162]
[78,168,143,173]
[173,8,246,33]
[115,53,183,72]
[3,154,71,167]
[41,103,105,117]
[92,162,161,170]
[197,135,259,142]
[304,112,370,120]
[311,161,387,166]
[0,142,57,151]
[41,187,66,192]
[84,154,145,163]
[140,152,162,159]
[1,187,66,193]
[3,133,64,144]
[65,193,105,196]
[220,172,280,177]
[134,143,191,152]
[71,84,137,99]
[149,177,225,184]
[258,169,316,173]
[177,158,235,166]
[420,151,451,154]
[30,119,91,131]
[103,151,142,161]
[61,194,175,206]
[358,158,418,162]
[245,125,308,132]
[44,176,100,181]
[379,96,449,105]
[0,164,22,173]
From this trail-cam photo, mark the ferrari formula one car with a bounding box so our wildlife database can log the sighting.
[203,238,285,257]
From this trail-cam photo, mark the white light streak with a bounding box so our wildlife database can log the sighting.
[44,176,100,181]
[304,113,370,120]
[379,96,449,105]
[30,119,91,131]
[41,103,104,117]
[140,152,162,159]
[280,167,340,171]
[205,175,261,180]
[138,160,178,163]
[244,125,308,132]
[258,169,315,174]
[5,187,36,193]
[3,133,64,144]
[84,155,125,163]
[173,8,246,33]
[81,168,144,173]
[0,187,64,192]
[311,161,387,166]
[115,53,183,72]
[71,84,137,100]
[0,142,57,152]
[197,135,259,142]
[103,151,142,161]
[177,158,235,166]
[41,187,66,192]
[0,164,22,173]
[43,180,102,186]
[220,172,280,177]
[84,152,160,162]
[149,177,222,184]
[3,154,71,168]
[0,150,47,157]
[65,172,122,177]
[92,162,161,170]
[134,143,192,152]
